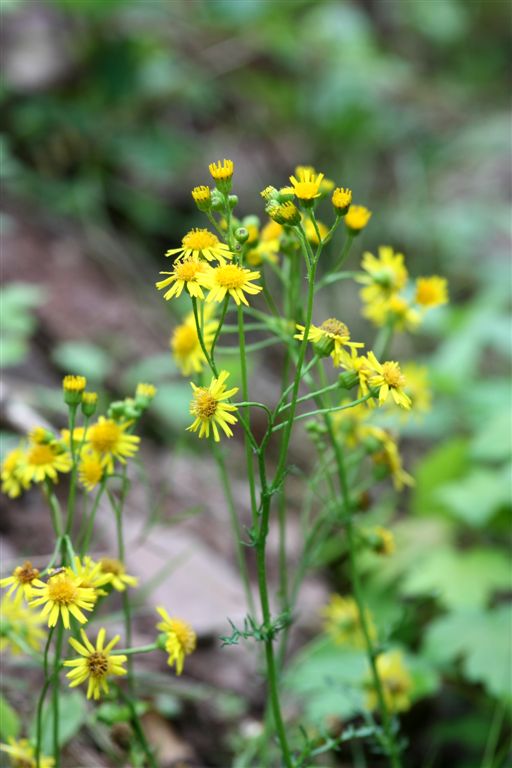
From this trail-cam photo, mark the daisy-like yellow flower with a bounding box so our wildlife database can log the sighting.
[171,309,217,376]
[0,593,46,655]
[294,318,364,365]
[303,217,329,246]
[294,166,334,195]
[22,436,72,485]
[363,425,414,491]
[156,256,212,301]
[366,650,412,713]
[0,737,54,768]
[357,246,408,303]
[0,561,40,601]
[345,205,372,234]
[209,158,234,182]
[29,570,96,629]
[187,370,239,442]
[332,186,352,214]
[366,352,411,410]
[85,417,139,473]
[289,168,324,202]
[165,228,233,265]
[335,348,373,400]
[415,275,449,308]
[156,607,196,675]
[267,200,301,226]
[78,451,105,492]
[99,558,138,592]
[322,595,377,648]
[1,446,30,498]
[204,264,262,307]
[63,627,127,700]
[72,556,112,597]
[363,294,421,332]
[62,375,87,405]
[367,526,396,556]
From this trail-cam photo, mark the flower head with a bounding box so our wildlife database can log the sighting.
[29,570,96,629]
[0,561,40,601]
[358,247,408,304]
[85,417,139,473]
[1,446,30,498]
[367,427,414,491]
[363,294,421,332]
[332,187,352,213]
[165,229,233,265]
[187,370,238,442]
[78,451,105,492]
[81,391,98,417]
[322,595,377,648]
[171,309,217,376]
[0,593,46,655]
[267,200,301,226]
[289,168,324,202]
[367,526,396,556]
[366,650,412,713]
[345,205,372,234]
[191,185,211,211]
[64,627,127,700]
[72,556,113,597]
[156,607,196,675]
[99,558,138,592]
[22,437,71,485]
[0,738,54,768]
[136,382,157,401]
[366,352,411,410]
[62,375,87,405]
[204,264,262,307]
[295,319,364,364]
[303,217,329,246]
[209,158,234,182]
[156,257,212,301]
[415,276,448,308]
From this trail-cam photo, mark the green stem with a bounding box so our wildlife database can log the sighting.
[192,297,218,376]
[80,479,107,554]
[374,321,395,360]
[271,392,373,431]
[114,684,159,768]
[52,624,64,767]
[238,303,258,526]
[44,483,63,539]
[36,627,55,768]
[277,381,340,413]
[65,405,78,537]
[210,295,230,360]
[213,443,255,615]
[331,233,354,274]
[115,643,157,656]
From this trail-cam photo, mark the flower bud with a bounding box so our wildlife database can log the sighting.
[62,374,87,406]
[338,371,359,389]
[81,391,98,417]
[234,227,249,245]
[210,189,225,211]
[228,194,238,210]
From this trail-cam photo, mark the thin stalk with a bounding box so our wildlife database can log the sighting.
[114,684,158,768]
[35,627,55,768]
[374,321,395,360]
[238,303,258,525]
[192,298,218,376]
[65,405,78,537]
[115,643,158,656]
[331,233,354,274]
[44,483,63,538]
[80,478,107,554]
[210,295,230,359]
[271,392,373,432]
[52,623,64,767]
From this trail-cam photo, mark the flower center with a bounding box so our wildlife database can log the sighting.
[27,444,55,466]
[81,458,103,484]
[100,558,123,576]
[16,561,39,584]
[87,651,109,678]
[386,676,407,695]
[89,421,120,453]
[172,325,198,355]
[175,260,202,281]
[170,619,196,652]
[215,265,246,289]
[381,362,405,389]
[48,577,77,605]
[193,389,218,419]
[182,229,218,250]
[320,318,349,337]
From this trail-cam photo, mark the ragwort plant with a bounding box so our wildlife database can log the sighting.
[0,159,448,767]
[158,160,448,767]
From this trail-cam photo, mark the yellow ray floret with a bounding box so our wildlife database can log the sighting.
[29,570,96,629]
[415,275,449,308]
[170,309,217,376]
[0,560,40,601]
[64,627,127,700]
[289,168,325,201]
[365,352,411,410]
[85,417,140,472]
[0,593,46,655]
[187,370,239,442]
[209,158,234,182]
[156,257,212,301]
[366,650,412,713]
[99,558,138,592]
[78,450,105,492]
[204,264,262,306]
[0,738,54,768]
[357,246,408,303]
[294,318,364,365]
[322,594,377,648]
[165,228,233,265]
[345,205,372,233]
[1,446,30,498]
[156,606,196,675]
[22,437,72,485]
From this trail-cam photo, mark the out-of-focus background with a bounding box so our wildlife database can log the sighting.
[1,1,510,766]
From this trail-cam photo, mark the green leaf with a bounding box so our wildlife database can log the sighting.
[424,606,512,701]
[401,547,510,609]
[412,438,469,517]
[0,336,29,367]
[0,693,21,740]
[436,466,511,527]
[52,342,112,383]
[471,413,512,462]
[96,700,148,725]
[29,691,87,751]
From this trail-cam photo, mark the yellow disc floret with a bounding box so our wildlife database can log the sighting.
[64,627,127,700]
[156,606,196,675]
[205,264,262,306]
[29,570,96,629]
[187,370,239,442]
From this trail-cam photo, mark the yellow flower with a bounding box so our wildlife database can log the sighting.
[0,737,54,768]
[366,650,412,713]
[1,446,30,498]
[0,593,46,655]
[29,570,96,629]
[0,561,40,601]
[170,309,217,376]
[267,201,301,226]
[187,370,239,442]
[335,348,373,400]
[364,426,414,491]
[64,627,127,700]
[136,382,157,400]
[246,238,280,267]
[363,294,421,332]
[85,417,140,472]
[191,185,211,210]
[415,276,448,308]
[165,228,233,265]
[99,558,138,592]
[209,158,234,182]
[303,217,329,246]
[78,451,104,492]
[22,437,72,485]
[62,374,86,393]
[294,166,334,195]
[345,205,372,233]
[367,526,395,556]
[322,595,377,648]
[289,168,324,202]
[204,264,262,307]
[81,391,98,417]
[72,556,113,597]
[366,352,411,410]
[156,607,196,675]
[156,257,212,301]
[295,318,364,364]
[261,219,283,241]
[331,186,352,213]
[358,246,408,303]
